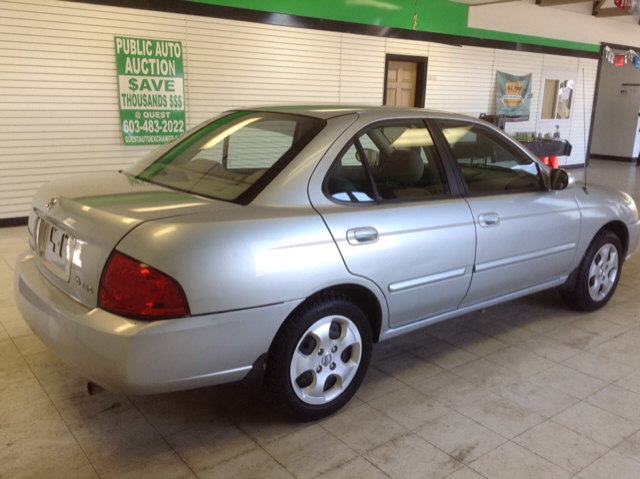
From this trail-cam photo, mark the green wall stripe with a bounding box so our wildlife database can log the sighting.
[187,0,598,53]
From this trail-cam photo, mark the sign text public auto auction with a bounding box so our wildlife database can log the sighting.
[114,36,186,145]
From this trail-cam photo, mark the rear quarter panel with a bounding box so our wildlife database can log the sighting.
[115,204,382,316]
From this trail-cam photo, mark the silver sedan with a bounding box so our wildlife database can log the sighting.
[14,106,640,420]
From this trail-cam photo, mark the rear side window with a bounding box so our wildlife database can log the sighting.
[435,120,543,195]
[326,142,376,203]
[124,112,325,203]
[326,121,450,203]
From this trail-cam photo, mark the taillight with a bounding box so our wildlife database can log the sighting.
[99,251,189,320]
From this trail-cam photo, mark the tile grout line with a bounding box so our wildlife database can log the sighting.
[546,402,640,450]
[12,345,100,479]
[127,397,200,478]
[320,396,474,475]
[190,394,299,478]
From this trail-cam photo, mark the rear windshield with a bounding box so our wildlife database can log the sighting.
[124,111,325,203]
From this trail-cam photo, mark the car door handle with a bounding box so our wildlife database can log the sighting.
[478,213,500,227]
[347,227,379,245]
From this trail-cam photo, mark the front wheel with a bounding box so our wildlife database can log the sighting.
[561,230,622,311]
[263,292,372,421]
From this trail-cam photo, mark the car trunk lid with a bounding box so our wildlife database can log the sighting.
[29,172,238,309]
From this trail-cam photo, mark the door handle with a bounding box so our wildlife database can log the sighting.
[347,227,379,245]
[478,213,500,227]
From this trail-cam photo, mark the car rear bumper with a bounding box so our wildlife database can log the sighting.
[14,251,300,395]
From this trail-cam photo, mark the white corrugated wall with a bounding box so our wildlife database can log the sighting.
[0,0,187,219]
[0,0,597,220]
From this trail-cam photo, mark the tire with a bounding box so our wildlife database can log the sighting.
[263,292,372,421]
[561,229,622,311]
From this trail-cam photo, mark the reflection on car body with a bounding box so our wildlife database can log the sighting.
[14,106,640,420]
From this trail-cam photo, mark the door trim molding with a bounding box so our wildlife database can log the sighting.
[388,267,468,293]
[381,276,568,340]
[474,242,577,273]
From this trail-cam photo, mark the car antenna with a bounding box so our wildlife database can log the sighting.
[582,67,589,194]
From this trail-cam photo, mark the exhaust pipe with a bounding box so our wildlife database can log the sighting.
[87,381,106,396]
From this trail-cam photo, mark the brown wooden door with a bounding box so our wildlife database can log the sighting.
[386,61,417,107]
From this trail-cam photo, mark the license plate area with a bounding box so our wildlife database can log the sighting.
[35,216,75,282]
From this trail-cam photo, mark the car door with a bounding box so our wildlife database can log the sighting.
[432,119,581,307]
[309,119,477,328]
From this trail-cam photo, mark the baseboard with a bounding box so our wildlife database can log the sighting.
[563,163,585,170]
[590,154,636,163]
[0,217,28,228]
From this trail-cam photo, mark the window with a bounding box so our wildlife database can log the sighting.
[436,120,543,195]
[325,121,450,203]
[540,79,574,120]
[226,121,297,169]
[325,142,377,203]
[124,112,324,203]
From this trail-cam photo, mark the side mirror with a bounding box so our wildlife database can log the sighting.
[549,168,574,191]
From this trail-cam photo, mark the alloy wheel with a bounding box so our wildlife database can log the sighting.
[587,243,619,302]
[290,315,362,405]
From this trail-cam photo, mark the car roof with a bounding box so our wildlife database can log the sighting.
[246,105,475,122]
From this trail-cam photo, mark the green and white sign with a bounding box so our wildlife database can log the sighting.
[114,36,186,145]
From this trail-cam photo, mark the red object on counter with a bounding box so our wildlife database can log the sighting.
[550,156,559,169]
[614,0,631,8]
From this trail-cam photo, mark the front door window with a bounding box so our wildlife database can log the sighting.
[435,120,543,195]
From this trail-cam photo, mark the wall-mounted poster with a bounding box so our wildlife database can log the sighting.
[114,36,186,145]
[496,71,532,122]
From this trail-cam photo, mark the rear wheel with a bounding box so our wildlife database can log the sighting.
[264,292,372,421]
[561,230,622,311]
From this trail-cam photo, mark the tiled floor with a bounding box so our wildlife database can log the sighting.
[1,159,640,478]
